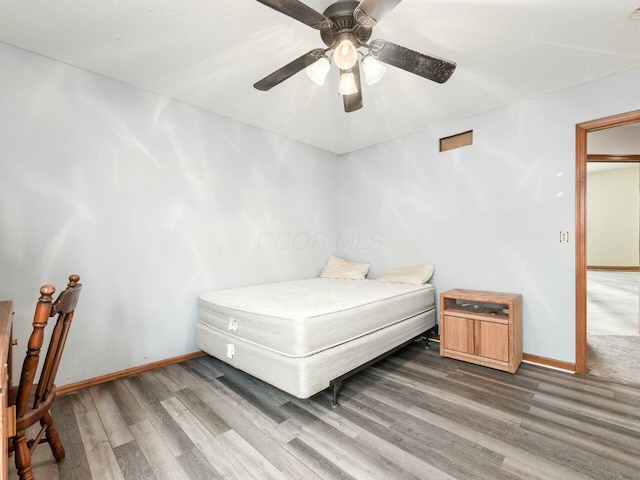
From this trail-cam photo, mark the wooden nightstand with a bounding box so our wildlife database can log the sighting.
[439,289,522,373]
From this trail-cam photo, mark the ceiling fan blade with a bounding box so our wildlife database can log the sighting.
[256,0,332,30]
[343,63,363,113]
[254,49,325,91]
[370,39,456,84]
[354,0,402,27]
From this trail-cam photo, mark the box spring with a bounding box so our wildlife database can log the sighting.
[196,308,435,399]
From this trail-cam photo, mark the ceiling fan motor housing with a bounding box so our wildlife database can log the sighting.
[321,1,372,48]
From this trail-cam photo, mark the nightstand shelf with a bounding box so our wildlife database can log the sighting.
[439,289,522,373]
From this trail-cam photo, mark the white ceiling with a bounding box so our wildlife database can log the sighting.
[1,0,640,154]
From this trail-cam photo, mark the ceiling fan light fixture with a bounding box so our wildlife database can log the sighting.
[252,0,457,112]
[338,70,358,95]
[333,36,359,70]
[306,56,331,85]
[362,54,386,85]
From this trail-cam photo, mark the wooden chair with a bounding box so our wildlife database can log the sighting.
[8,275,82,480]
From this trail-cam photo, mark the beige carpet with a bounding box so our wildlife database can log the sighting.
[587,335,640,387]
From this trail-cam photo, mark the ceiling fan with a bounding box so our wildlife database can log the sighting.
[253,0,457,113]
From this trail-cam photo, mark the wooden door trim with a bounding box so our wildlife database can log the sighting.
[575,109,640,375]
[587,265,640,271]
[586,154,640,162]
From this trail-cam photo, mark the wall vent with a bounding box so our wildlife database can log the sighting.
[440,130,473,152]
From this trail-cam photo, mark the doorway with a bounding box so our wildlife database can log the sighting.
[575,109,640,375]
[585,156,639,383]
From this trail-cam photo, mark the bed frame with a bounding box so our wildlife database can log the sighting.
[329,333,434,407]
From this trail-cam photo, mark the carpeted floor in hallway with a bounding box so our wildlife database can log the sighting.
[587,270,639,386]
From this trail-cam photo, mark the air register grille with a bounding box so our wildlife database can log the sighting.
[440,130,473,152]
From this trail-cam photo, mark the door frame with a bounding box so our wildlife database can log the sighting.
[575,109,640,374]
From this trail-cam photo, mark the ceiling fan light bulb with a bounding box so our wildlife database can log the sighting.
[362,55,386,85]
[334,39,358,70]
[306,57,331,86]
[338,71,358,96]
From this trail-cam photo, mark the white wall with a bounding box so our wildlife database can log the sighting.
[588,125,640,154]
[587,166,640,267]
[3,42,640,379]
[0,44,339,385]
[339,67,640,363]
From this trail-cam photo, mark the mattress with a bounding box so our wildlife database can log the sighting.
[197,277,435,357]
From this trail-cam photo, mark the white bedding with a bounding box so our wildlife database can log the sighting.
[196,277,436,399]
[198,278,435,357]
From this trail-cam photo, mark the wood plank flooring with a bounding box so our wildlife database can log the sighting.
[11,342,640,480]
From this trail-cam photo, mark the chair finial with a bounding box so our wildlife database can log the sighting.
[67,275,80,287]
[39,285,55,303]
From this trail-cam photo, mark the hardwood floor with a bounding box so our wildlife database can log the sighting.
[11,342,640,480]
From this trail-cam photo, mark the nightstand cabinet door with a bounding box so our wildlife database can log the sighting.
[442,316,474,354]
[474,321,509,362]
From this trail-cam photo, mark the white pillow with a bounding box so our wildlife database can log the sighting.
[376,264,435,285]
[320,256,370,280]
